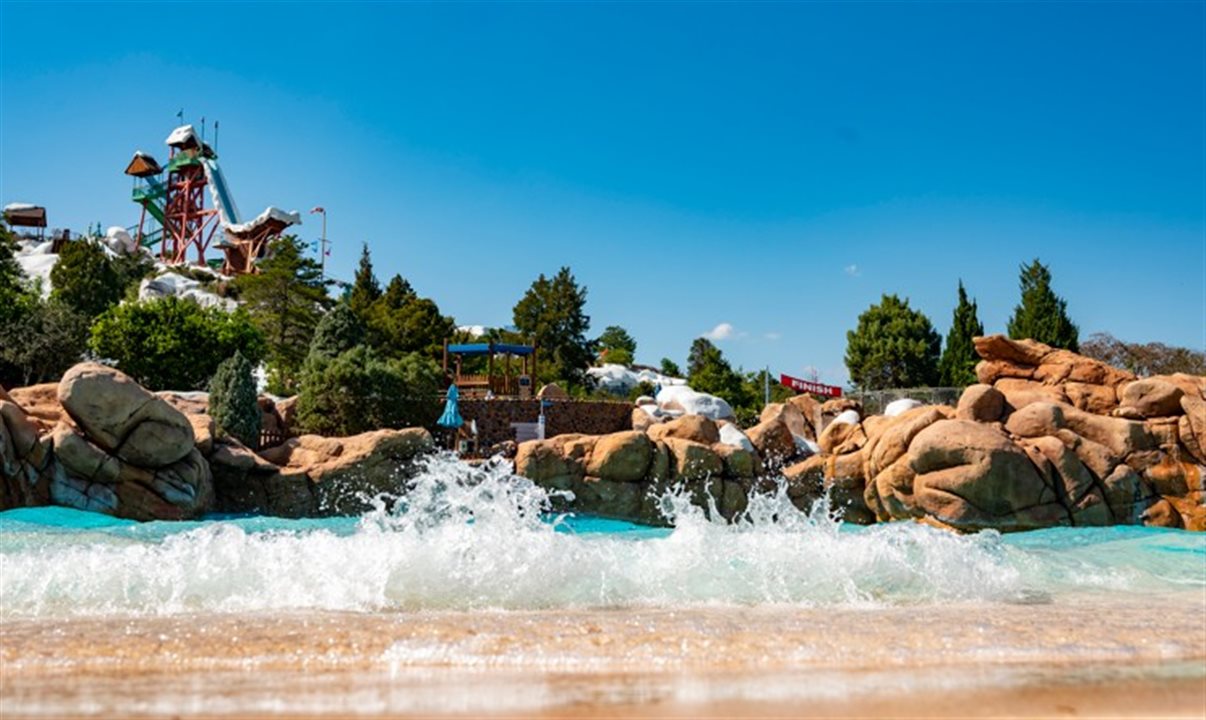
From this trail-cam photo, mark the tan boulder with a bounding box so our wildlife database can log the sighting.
[994,378,1068,410]
[187,414,216,456]
[1145,374,1206,401]
[209,439,309,515]
[51,424,212,521]
[584,431,653,482]
[260,428,433,515]
[631,406,656,433]
[863,405,953,481]
[745,417,796,467]
[7,382,64,431]
[1064,382,1119,415]
[1141,498,1184,529]
[759,402,807,439]
[819,398,862,430]
[782,455,825,511]
[663,437,723,481]
[1005,402,1154,458]
[973,335,1052,367]
[713,443,757,479]
[514,434,590,489]
[0,400,54,510]
[817,418,865,455]
[1117,379,1184,418]
[647,415,720,445]
[906,419,1066,532]
[1177,393,1206,465]
[58,363,195,468]
[274,396,300,436]
[569,475,646,521]
[955,384,1005,422]
[1099,464,1157,525]
[1020,436,1110,526]
[785,394,822,439]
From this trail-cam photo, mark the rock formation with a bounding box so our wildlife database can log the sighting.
[516,335,1206,532]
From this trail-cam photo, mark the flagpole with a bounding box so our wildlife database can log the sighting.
[310,207,328,283]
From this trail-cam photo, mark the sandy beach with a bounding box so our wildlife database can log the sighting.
[3,598,1203,718]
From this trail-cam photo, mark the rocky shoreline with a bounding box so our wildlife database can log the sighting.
[1,335,1203,532]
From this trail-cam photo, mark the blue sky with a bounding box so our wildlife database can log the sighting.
[2,1,1202,385]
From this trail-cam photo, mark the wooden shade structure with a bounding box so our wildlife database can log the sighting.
[443,341,538,398]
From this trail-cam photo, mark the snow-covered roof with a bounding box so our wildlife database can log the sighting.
[4,202,38,212]
[223,207,301,235]
[165,125,199,147]
[457,325,488,338]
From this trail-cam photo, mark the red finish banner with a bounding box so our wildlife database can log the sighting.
[779,373,843,398]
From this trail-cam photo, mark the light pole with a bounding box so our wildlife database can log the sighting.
[310,206,328,282]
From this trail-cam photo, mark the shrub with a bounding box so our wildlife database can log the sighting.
[308,303,365,362]
[208,351,262,447]
[91,296,265,391]
[49,239,123,320]
[296,345,442,436]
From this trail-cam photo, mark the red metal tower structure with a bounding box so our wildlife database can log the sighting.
[160,125,220,266]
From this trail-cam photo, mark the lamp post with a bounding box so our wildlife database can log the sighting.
[310,206,328,282]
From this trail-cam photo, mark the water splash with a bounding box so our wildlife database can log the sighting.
[1,453,1202,619]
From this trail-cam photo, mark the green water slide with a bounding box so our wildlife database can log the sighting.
[131,176,168,246]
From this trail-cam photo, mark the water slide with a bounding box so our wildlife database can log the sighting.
[202,157,242,226]
[132,176,168,246]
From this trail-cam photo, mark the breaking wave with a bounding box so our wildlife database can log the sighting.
[1,453,1202,619]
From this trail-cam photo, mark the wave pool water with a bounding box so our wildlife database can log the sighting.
[1,454,1203,620]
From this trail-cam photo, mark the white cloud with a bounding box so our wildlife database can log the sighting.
[703,322,735,341]
[844,264,861,277]
[764,332,782,341]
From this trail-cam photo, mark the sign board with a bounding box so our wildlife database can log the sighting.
[779,373,843,398]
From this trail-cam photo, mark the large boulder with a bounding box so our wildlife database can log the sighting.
[906,419,1066,532]
[58,363,195,468]
[1179,394,1206,465]
[955,384,1005,423]
[209,440,314,517]
[662,437,723,481]
[974,335,1135,415]
[0,400,54,509]
[1004,402,1154,459]
[259,428,433,515]
[745,416,796,467]
[51,424,212,521]
[759,402,808,439]
[1117,379,1184,419]
[785,394,822,439]
[647,415,720,445]
[584,431,653,482]
[6,383,64,432]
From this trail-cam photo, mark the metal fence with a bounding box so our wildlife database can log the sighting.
[844,387,965,416]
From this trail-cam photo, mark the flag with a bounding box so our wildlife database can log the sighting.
[310,206,325,214]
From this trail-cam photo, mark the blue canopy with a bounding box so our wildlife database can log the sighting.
[437,384,464,428]
[446,342,535,357]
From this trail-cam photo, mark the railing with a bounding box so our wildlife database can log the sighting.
[455,375,520,397]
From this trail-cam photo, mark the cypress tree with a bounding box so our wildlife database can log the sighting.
[208,351,262,448]
[348,243,381,319]
[307,302,366,362]
[1007,259,1079,351]
[938,281,984,387]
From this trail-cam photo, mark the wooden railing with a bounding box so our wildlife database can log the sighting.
[456,375,520,397]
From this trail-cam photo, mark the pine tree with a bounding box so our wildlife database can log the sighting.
[938,281,984,387]
[208,351,262,448]
[686,337,750,407]
[844,294,941,390]
[1007,259,1079,351]
[234,236,331,394]
[513,267,593,387]
[348,243,381,320]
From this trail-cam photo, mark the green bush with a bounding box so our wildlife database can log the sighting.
[308,303,366,362]
[296,345,442,436]
[844,294,941,391]
[0,292,89,386]
[91,296,266,391]
[208,351,262,447]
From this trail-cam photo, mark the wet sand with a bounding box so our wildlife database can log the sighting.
[2,597,1204,718]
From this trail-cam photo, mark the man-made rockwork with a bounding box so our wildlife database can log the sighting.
[459,398,633,451]
[0,363,435,521]
[515,335,1206,533]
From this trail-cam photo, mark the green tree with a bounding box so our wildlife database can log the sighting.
[1007,259,1079,351]
[938,281,984,387]
[348,243,382,320]
[234,236,331,394]
[1081,332,1206,376]
[0,224,22,303]
[49,239,123,320]
[686,337,752,409]
[296,345,442,436]
[308,302,366,362]
[596,325,637,363]
[91,296,266,391]
[513,267,593,388]
[844,294,941,391]
[659,358,682,378]
[0,293,89,386]
[367,275,455,362]
[208,351,261,447]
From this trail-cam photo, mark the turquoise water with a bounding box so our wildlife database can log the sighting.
[1,455,1203,619]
